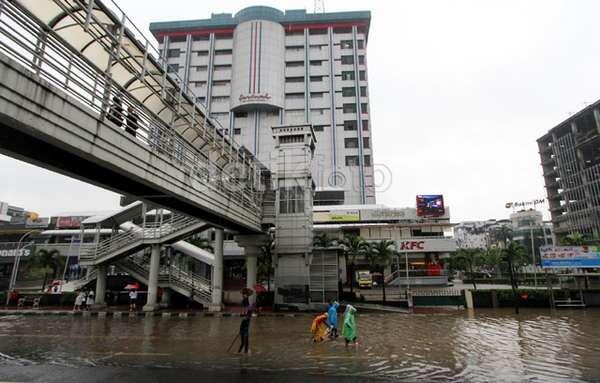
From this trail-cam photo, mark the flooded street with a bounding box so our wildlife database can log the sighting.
[1,309,600,382]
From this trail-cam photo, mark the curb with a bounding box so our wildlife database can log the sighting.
[0,310,301,318]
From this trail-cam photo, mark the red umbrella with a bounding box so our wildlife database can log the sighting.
[124,282,140,290]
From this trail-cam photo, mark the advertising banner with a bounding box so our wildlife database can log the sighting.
[313,210,360,223]
[540,245,600,268]
[360,208,417,221]
[56,216,84,229]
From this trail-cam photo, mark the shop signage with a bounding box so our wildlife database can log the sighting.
[239,93,272,103]
[396,238,457,253]
[540,245,600,268]
[360,208,416,221]
[313,210,360,223]
[505,199,545,209]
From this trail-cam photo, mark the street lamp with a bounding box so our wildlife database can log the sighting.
[5,229,41,306]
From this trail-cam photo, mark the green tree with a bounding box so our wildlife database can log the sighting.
[453,248,484,290]
[369,239,395,303]
[313,232,336,248]
[500,240,528,314]
[483,248,503,278]
[258,236,275,293]
[340,234,368,294]
[34,249,63,279]
[559,233,585,246]
[489,225,513,248]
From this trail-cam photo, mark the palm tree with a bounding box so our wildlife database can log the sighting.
[369,240,395,303]
[340,234,368,294]
[313,232,336,248]
[453,248,484,290]
[501,241,528,314]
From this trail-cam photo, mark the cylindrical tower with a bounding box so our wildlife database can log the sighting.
[231,7,284,111]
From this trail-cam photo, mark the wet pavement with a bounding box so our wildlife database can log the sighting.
[1,308,600,382]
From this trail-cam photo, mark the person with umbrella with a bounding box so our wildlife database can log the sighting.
[125,283,140,312]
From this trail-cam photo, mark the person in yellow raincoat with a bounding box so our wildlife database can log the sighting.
[311,312,329,343]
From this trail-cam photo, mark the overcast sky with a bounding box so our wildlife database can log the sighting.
[2,0,599,221]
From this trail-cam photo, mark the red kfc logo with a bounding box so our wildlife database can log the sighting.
[399,241,425,250]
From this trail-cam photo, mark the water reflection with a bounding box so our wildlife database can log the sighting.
[0,309,600,381]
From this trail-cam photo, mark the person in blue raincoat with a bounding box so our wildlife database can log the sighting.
[327,301,340,338]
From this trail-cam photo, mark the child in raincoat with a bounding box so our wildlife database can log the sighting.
[327,301,340,338]
[311,312,329,343]
[342,304,357,346]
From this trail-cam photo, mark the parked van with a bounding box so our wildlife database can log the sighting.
[356,270,372,289]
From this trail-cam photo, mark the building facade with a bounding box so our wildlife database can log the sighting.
[538,101,600,240]
[150,6,376,205]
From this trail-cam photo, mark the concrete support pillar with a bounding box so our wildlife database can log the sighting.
[210,228,224,311]
[143,244,161,312]
[245,246,259,304]
[94,265,107,306]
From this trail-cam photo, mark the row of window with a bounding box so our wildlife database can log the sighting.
[345,155,371,167]
[342,103,369,114]
[339,40,365,50]
[344,137,370,149]
[340,55,365,65]
[189,80,230,87]
[166,48,233,58]
[286,60,325,67]
[284,26,367,36]
[341,86,367,97]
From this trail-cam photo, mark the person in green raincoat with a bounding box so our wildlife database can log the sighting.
[342,304,357,346]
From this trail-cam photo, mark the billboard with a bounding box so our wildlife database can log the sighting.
[540,246,600,268]
[416,195,445,218]
[55,216,84,229]
[313,210,360,223]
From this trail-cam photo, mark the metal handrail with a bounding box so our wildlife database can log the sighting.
[0,1,264,217]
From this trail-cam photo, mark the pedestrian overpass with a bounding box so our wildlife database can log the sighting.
[0,0,273,310]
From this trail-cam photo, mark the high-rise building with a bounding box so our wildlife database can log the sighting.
[149,6,375,205]
[538,101,600,240]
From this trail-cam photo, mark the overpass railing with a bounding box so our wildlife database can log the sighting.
[0,0,265,224]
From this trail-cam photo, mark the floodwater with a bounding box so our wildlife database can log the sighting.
[1,309,600,382]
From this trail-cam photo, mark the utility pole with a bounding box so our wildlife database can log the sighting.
[530,226,537,287]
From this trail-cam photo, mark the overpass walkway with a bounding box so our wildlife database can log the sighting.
[0,0,268,233]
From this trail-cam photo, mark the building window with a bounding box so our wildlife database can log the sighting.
[286,30,304,36]
[192,81,207,87]
[309,44,327,50]
[196,96,206,104]
[279,186,305,214]
[359,70,366,81]
[286,45,304,51]
[214,49,232,55]
[234,111,248,118]
[345,137,359,148]
[309,28,327,35]
[361,103,368,114]
[342,87,356,97]
[341,71,355,81]
[341,55,354,65]
[311,108,326,115]
[363,137,370,148]
[313,125,326,132]
[344,120,357,130]
[213,80,230,86]
[167,64,179,73]
[310,76,324,82]
[286,61,304,68]
[310,92,325,98]
[285,76,304,83]
[196,50,209,56]
[167,48,181,58]
[364,155,371,166]
[233,128,241,135]
[343,104,357,113]
[362,120,369,131]
[340,40,353,49]
[310,60,323,66]
[358,55,365,65]
[360,86,367,97]
[214,64,232,71]
[357,40,365,49]
[196,65,208,71]
[212,96,229,103]
[285,92,304,99]
[345,156,359,166]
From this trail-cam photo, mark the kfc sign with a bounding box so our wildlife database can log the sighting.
[399,241,425,251]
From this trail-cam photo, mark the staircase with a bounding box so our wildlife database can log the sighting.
[79,213,210,266]
[61,268,98,292]
[117,252,212,305]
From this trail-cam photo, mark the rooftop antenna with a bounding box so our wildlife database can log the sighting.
[314,0,325,13]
